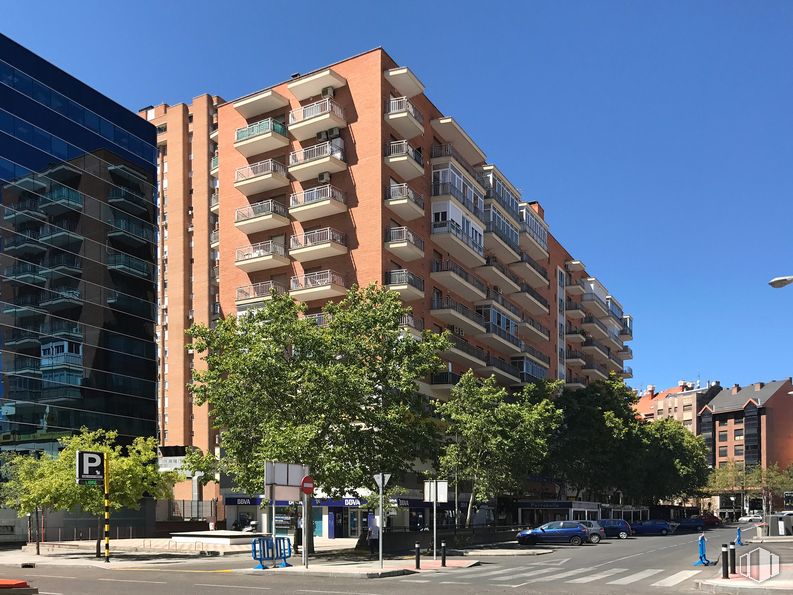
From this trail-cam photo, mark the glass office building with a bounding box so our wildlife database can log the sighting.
[0,33,157,454]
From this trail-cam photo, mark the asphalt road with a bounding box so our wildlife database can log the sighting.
[0,526,765,594]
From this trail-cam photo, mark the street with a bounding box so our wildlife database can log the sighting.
[2,526,766,594]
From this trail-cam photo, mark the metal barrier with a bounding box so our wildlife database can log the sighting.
[251,536,274,569]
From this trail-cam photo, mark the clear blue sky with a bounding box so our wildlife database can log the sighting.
[5,0,792,391]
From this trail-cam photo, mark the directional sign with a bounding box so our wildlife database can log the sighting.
[373,473,391,490]
[300,475,315,495]
[424,480,448,503]
[76,451,104,485]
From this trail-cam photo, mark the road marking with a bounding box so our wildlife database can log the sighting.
[297,591,379,595]
[22,575,76,579]
[38,592,63,595]
[98,578,168,584]
[526,557,570,566]
[607,568,664,585]
[518,567,595,584]
[439,581,470,585]
[650,570,701,587]
[399,579,430,583]
[493,568,557,581]
[474,567,519,578]
[196,585,270,591]
[567,568,628,583]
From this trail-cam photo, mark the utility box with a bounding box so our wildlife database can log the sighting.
[767,515,793,536]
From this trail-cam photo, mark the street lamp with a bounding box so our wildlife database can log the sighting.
[768,276,793,288]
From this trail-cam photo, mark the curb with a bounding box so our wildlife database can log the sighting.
[455,548,553,557]
[244,567,413,579]
[695,580,792,593]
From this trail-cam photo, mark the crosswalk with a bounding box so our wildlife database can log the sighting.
[398,563,703,590]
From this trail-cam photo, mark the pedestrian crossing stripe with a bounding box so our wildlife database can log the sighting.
[650,570,702,587]
[472,567,519,578]
[443,565,499,577]
[519,567,596,583]
[492,568,556,581]
[606,568,664,585]
[566,568,628,583]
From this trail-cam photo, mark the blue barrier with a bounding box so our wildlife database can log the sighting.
[735,527,744,546]
[693,533,712,566]
[251,536,275,570]
[274,536,292,568]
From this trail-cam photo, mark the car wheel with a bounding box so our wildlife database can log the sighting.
[589,534,601,544]
[660,529,668,536]
[570,536,583,546]
[618,531,628,539]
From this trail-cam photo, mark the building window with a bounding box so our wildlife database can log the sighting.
[718,419,728,426]
[719,446,728,457]
[683,419,692,427]
[683,404,692,412]
[734,445,744,457]
[734,428,744,441]
[718,431,728,442]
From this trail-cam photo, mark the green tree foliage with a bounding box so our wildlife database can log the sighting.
[185,285,448,497]
[0,428,178,517]
[435,371,563,526]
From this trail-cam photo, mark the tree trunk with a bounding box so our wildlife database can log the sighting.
[465,479,475,528]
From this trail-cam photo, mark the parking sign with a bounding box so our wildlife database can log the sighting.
[76,451,104,485]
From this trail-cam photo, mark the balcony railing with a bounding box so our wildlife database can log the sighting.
[582,359,609,375]
[566,376,587,386]
[386,140,423,165]
[566,325,584,335]
[431,220,484,256]
[386,183,424,209]
[483,323,524,350]
[45,287,81,301]
[566,349,586,361]
[288,98,344,125]
[583,338,611,356]
[582,292,608,312]
[46,254,81,269]
[565,300,583,311]
[235,280,287,302]
[210,192,219,208]
[485,221,520,253]
[235,240,286,262]
[400,314,424,331]
[44,185,83,208]
[5,230,40,248]
[385,269,424,291]
[108,187,147,205]
[430,144,480,179]
[210,229,219,244]
[524,315,550,338]
[235,118,287,142]
[112,217,155,242]
[14,356,40,372]
[521,209,549,251]
[386,226,424,251]
[305,312,329,326]
[386,97,424,124]
[520,283,549,309]
[107,252,154,278]
[289,227,346,250]
[431,372,461,386]
[290,270,346,290]
[483,356,522,377]
[290,184,345,208]
[582,315,609,334]
[432,259,486,294]
[235,199,288,222]
[482,180,522,223]
[432,182,484,220]
[515,252,548,280]
[235,159,287,181]
[482,256,520,285]
[289,139,344,166]
[447,334,486,361]
[431,296,486,327]
[210,155,219,170]
[481,289,522,319]
[5,263,42,277]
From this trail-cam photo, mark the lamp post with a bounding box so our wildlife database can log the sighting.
[768,276,793,289]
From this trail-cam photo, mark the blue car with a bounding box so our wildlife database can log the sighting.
[675,517,706,532]
[517,521,589,546]
[631,519,672,536]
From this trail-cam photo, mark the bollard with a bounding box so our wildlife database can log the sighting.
[721,544,729,579]
[95,539,101,558]
[729,542,736,575]
[441,541,446,567]
[415,542,421,570]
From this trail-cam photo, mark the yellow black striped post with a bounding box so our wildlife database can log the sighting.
[103,455,110,563]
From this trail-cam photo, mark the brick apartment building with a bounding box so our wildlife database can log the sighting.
[635,381,722,434]
[142,48,634,501]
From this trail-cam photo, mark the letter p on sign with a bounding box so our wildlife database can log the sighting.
[76,451,105,484]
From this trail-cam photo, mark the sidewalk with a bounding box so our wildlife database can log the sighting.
[245,557,480,578]
[697,565,793,593]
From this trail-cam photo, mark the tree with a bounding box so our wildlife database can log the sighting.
[745,464,793,513]
[0,428,179,519]
[185,284,448,499]
[435,371,562,527]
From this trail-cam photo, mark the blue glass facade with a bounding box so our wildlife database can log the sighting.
[0,34,157,453]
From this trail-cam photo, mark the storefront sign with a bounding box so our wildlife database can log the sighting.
[315,498,366,507]
[518,501,573,509]
[225,497,262,505]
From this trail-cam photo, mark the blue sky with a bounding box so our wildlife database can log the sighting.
[4,0,791,391]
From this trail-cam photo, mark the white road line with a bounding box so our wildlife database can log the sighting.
[399,579,430,583]
[607,569,664,585]
[441,565,497,577]
[520,567,596,584]
[492,567,557,581]
[439,581,471,585]
[23,575,76,579]
[650,570,702,587]
[566,568,628,583]
[38,592,64,595]
[98,578,167,584]
[196,585,271,591]
[473,567,518,578]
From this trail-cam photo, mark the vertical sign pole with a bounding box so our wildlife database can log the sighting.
[303,492,308,569]
[379,472,384,570]
[103,455,110,563]
[433,480,437,561]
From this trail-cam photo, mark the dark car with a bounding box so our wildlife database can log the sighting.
[701,513,722,527]
[598,518,633,539]
[578,520,607,543]
[517,521,589,546]
[675,517,706,532]
[631,519,672,536]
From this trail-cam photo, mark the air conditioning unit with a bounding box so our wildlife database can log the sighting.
[321,86,335,98]
[316,130,329,141]
[317,172,331,184]
[328,127,341,139]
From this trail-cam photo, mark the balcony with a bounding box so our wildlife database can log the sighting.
[385,226,424,261]
[210,229,220,248]
[287,68,347,101]
[288,139,346,182]
[234,159,289,195]
[42,254,81,278]
[431,259,486,300]
[5,231,45,256]
[288,98,346,141]
[108,187,149,215]
[289,184,347,222]
[3,295,42,318]
[399,313,424,339]
[6,325,42,348]
[233,88,290,119]
[431,181,484,224]
[582,338,611,361]
[304,312,329,327]
[235,280,288,307]
[476,257,520,294]
[41,186,83,215]
[289,227,347,262]
[520,210,550,260]
[210,154,219,175]
[566,350,586,366]
[13,356,40,376]
[234,118,289,157]
[581,315,609,340]
[235,199,290,234]
[5,263,45,285]
[210,192,219,213]
[431,296,486,335]
[4,198,45,223]
[45,319,83,340]
[621,366,633,379]
[40,287,82,311]
[384,140,424,181]
[565,325,586,343]
[582,292,609,317]
[566,260,585,273]
[429,371,461,398]
[234,241,289,272]
[41,352,83,370]
[519,316,550,343]
[520,344,551,368]
[513,283,550,315]
[478,356,521,384]
[385,67,424,98]
[509,252,549,288]
[39,223,82,247]
[478,323,524,354]
[582,359,609,380]
[385,183,424,220]
[565,300,585,319]
[106,292,155,320]
[385,97,424,139]
[289,270,347,301]
[484,221,520,264]
[430,118,487,167]
[108,217,154,248]
[384,269,424,301]
[565,377,586,390]
[441,334,486,368]
[620,316,633,340]
[604,331,623,352]
[431,220,485,267]
[107,252,154,280]
[565,278,585,295]
[618,345,633,360]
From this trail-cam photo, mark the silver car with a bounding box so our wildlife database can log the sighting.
[577,520,607,544]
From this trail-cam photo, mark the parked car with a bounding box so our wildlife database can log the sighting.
[577,520,607,544]
[701,513,722,527]
[675,517,706,532]
[631,519,672,536]
[598,518,633,539]
[738,514,763,523]
[517,521,589,546]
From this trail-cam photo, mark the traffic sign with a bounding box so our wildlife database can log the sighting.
[76,451,104,485]
[300,475,315,495]
[373,473,391,489]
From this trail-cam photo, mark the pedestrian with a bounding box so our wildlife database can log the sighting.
[231,520,240,532]
[367,522,380,557]
[294,511,303,555]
